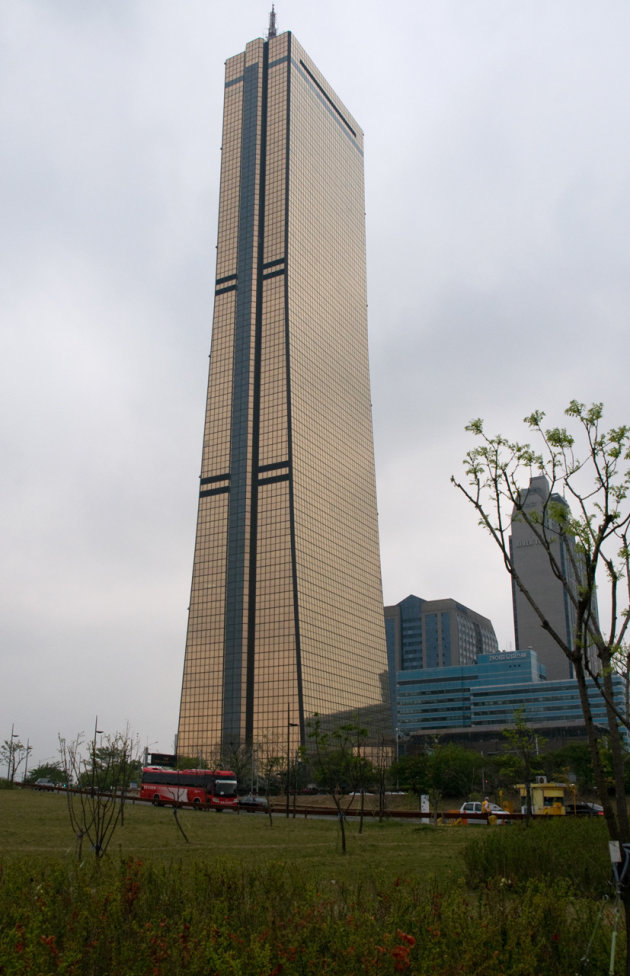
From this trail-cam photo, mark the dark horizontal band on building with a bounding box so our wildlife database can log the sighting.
[258,473,290,486]
[201,464,288,483]
[225,55,289,91]
[215,264,284,293]
[258,461,289,472]
[200,474,290,496]
[200,474,231,485]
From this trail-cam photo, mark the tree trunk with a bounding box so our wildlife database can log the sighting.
[623,885,630,976]
[602,664,630,838]
[574,657,630,974]
[574,658,619,837]
[332,791,346,854]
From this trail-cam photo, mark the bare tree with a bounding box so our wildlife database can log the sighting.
[255,737,283,826]
[452,400,630,971]
[500,710,545,821]
[373,736,390,823]
[307,715,372,853]
[1,734,32,785]
[59,728,139,859]
[220,743,253,785]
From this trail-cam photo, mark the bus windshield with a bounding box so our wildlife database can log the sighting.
[214,775,237,797]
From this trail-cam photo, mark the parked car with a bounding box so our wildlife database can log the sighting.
[565,801,604,817]
[459,801,510,824]
[34,778,55,790]
[238,794,269,811]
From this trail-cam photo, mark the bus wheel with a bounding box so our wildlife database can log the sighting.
[193,799,201,810]
[152,794,161,807]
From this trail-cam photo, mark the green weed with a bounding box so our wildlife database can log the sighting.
[463,818,611,896]
[0,791,622,974]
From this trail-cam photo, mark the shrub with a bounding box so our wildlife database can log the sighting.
[463,818,612,896]
[0,855,618,974]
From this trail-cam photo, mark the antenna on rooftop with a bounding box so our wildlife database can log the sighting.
[268,5,277,39]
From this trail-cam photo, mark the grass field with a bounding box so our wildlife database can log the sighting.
[0,789,468,882]
[0,789,622,974]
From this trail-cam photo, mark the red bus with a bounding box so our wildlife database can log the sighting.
[140,767,238,810]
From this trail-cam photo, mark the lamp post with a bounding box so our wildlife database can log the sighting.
[92,717,104,793]
[250,743,257,794]
[286,703,298,818]
[23,739,30,784]
[7,724,19,783]
[93,717,104,755]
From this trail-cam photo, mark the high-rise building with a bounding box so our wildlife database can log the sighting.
[384,594,499,674]
[384,594,499,737]
[510,475,589,681]
[177,24,388,760]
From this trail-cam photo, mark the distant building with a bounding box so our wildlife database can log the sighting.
[395,649,625,750]
[510,475,597,681]
[384,595,499,672]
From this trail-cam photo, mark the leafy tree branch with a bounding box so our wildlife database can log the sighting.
[453,400,630,974]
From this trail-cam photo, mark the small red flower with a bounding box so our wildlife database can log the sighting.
[40,934,60,958]
[391,944,411,971]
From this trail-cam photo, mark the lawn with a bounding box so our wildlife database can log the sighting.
[0,789,622,974]
[0,789,468,882]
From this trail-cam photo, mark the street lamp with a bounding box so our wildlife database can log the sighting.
[92,717,104,793]
[286,703,298,818]
[7,724,19,783]
[250,743,257,794]
[23,739,30,784]
[93,719,104,755]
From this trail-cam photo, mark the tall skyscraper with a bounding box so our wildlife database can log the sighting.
[510,475,587,680]
[177,23,388,760]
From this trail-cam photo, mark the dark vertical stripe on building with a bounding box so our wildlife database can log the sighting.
[283,36,305,741]
[223,59,260,748]
[244,42,270,746]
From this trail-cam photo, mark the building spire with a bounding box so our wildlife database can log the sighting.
[268,5,277,39]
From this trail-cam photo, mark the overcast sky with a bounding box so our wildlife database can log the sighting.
[3,1,630,767]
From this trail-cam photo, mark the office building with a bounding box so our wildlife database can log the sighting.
[510,475,592,680]
[395,649,626,749]
[385,594,499,673]
[177,23,388,759]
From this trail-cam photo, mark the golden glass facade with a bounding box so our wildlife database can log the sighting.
[177,30,388,759]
